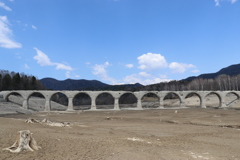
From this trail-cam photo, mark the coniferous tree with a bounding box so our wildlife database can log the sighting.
[12,73,21,90]
[2,74,12,90]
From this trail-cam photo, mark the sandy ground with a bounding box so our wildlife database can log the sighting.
[1,108,240,160]
[1,94,240,160]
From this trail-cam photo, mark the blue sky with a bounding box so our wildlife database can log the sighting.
[0,0,240,85]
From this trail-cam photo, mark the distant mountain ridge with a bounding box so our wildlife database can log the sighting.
[40,78,143,91]
[184,63,240,81]
[41,63,240,91]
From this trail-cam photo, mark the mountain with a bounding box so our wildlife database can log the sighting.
[184,63,240,81]
[40,78,109,90]
[40,78,143,91]
[41,63,240,91]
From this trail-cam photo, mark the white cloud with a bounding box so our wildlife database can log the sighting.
[65,71,80,79]
[169,62,195,73]
[143,78,171,85]
[55,63,73,70]
[92,63,108,77]
[138,53,168,70]
[139,72,151,77]
[65,71,71,78]
[33,48,73,71]
[31,25,37,30]
[230,0,238,4]
[123,72,171,85]
[24,64,30,69]
[0,2,12,11]
[215,0,238,6]
[215,0,220,6]
[104,61,111,66]
[91,62,111,76]
[33,48,53,66]
[191,69,200,73]
[0,16,22,49]
[125,64,134,68]
[92,62,118,84]
[123,74,142,84]
[75,75,80,78]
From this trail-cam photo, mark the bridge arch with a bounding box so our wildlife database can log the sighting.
[28,92,46,111]
[73,92,92,110]
[224,91,240,108]
[5,91,24,100]
[205,92,222,108]
[141,92,160,109]
[5,91,24,108]
[119,92,137,109]
[163,92,182,108]
[225,91,240,99]
[49,92,68,111]
[96,92,114,109]
[184,92,202,108]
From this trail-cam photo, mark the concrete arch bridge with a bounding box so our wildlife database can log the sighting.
[0,90,239,112]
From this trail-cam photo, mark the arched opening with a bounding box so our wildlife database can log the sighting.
[50,92,68,111]
[141,93,159,109]
[28,92,45,111]
[96,93,114,109]
[163,92,181,108]
[119,93,137,109]
[6,92,23,107]
[73,93,91,110]
[225,92,239,108]
[205,92,221,108]
[185,93,201,108]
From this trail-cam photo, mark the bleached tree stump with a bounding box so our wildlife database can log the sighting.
[3,130,41,153]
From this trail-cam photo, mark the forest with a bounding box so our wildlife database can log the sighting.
[140,74,240,91]
[0,70,46,91]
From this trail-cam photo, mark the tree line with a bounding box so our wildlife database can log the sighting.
[139,74,240,91]
[0,70,46,91]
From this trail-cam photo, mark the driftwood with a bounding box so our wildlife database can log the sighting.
[25,118,70,127]
[3,130,41,153]
[25,118,40,123]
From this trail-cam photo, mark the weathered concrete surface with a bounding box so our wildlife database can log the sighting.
[0,90,239,112]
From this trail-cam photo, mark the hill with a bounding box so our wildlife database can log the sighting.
[184,63,240,81]
[40,78,109,90]
[40,78,143,91]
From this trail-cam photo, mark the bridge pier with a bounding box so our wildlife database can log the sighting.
[221,101,227,108]
[137,99,143,110]
[180,99,185,108]
[114,98,120,110]
[67,97,74,111]
[22,99,28,110]
[91,97,97,110]
[159,98,164,108]
[44,99,51,112]
[201,100,207,108]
